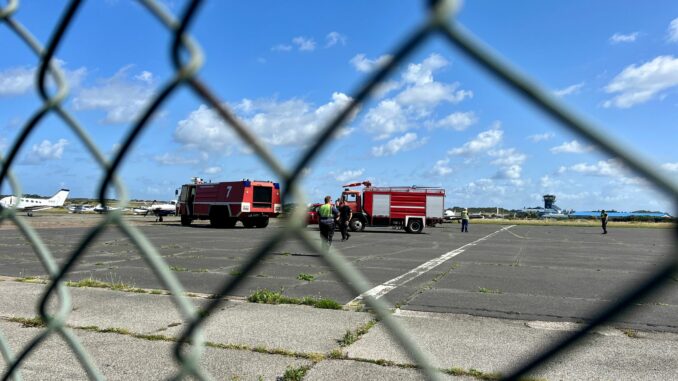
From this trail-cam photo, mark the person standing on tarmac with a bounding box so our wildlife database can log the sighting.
[338,200,352,241]
[600,209,609,234]
[461,208,469,233]
[318,196,339,246]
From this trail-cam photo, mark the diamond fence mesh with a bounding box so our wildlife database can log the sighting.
[0,0,676,380]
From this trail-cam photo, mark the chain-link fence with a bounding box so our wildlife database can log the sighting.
[1,0,676,380]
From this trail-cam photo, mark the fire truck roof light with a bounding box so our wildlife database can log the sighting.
[273,183,280,189]
[242,180,251,187]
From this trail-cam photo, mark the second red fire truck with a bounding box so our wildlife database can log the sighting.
[309,181,445,233]
[176,178,281,228]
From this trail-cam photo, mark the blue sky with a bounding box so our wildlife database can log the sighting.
[1,1,677,212]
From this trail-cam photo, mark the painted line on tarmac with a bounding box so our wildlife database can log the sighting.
[350,225,515,304]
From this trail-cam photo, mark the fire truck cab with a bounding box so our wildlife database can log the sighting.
[177,178,281,228]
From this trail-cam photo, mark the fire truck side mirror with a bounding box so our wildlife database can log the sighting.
[175,189,179,196]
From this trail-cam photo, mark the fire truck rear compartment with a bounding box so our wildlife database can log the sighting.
[253,186,272,208]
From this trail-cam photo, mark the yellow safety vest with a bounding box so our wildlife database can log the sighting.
[319,204,333,218]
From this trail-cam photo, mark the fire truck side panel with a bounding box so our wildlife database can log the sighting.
[390,192,426,219]
[426,195,444,218]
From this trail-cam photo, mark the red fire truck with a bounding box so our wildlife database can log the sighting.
[333,181,445,233]
[176,178,282,228]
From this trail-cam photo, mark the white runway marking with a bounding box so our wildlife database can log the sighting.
[350,225,515,303]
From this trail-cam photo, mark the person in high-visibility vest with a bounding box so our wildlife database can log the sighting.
[318,195,339,246]
[600,210,608,234]
[461,208,469,233]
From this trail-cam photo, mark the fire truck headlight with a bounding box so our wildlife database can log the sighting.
[241,202,251,212]
[274,203,282,213]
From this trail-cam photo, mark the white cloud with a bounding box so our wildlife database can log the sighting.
[22,139,68,164]
[204,166,222,175]
[432,158,453,176]
[603,55,678,108]
[560,159,644,185]
[489,148,526,181]
[72,65,155,124]
[371,132,426,157]
[449,123,503,156]
[668,18,678,43]
[292,36,316,51]
[661,162,678,172]
[489,148,526,166]
[325,32,347,48]
[271,44,293,52]
[0,66,34,96]
[334,169,364,182]
[153,153,199,165]
[540,175,562,189]
[134,71,153,84]
[396,81,472,110]
[363,99,409,140]
[550,140,595,154]
[175,92,355,152]
[609,32,639,44]
[527,132,554,142]
[0,62,86,96]
[402,54,448,85]
[431,111,477,131]
[554,82,584,97]
[350,54,392,73]
[360,53,472,140]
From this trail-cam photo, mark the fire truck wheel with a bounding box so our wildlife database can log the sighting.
[180,215,192,226]
[406,219,423,233]
[349,218,364,232]
[255,217,269,228]
[242,219,254,228]
[225,218,237,228]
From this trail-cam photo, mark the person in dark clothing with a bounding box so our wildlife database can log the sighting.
[318,196,339,246]
[601,210,608,234]
[338,200,352,241]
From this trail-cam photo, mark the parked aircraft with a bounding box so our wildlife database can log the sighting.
[93,204,120,214]
[0,189,70,216]
[135,200,177,221]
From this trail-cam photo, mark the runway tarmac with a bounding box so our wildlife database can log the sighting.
[1,214,676,332]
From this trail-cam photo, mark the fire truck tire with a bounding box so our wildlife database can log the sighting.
[406,219,423,233]
[255,217,269,228]
[241,219,254,228]
[180,215,192,226]
[225,218,237,228]
[349,218,364,232]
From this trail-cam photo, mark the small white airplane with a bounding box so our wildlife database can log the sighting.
[93,204,121,214]
[0,189,70,216]
[135,200,177,221]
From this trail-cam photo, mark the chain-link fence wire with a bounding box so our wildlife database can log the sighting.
[0,0,676,380]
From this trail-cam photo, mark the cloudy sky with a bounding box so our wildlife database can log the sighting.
[1,1,677,212]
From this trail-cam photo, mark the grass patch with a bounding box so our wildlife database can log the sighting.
[281,365,311,381]
[191,268,208,273]
[8,316,45,328]
[65,277,146,293]
[229,269,242,276]
[338,320,377,347]
[169,266,188,272]
[15,276,47,284]
[478,287,502,294]
[297,273,315,282]
[248,289,342,310]
[621,328,639,338]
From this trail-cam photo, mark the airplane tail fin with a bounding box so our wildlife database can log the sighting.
[49,189,70,206]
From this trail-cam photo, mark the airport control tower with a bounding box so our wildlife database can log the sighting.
[543,194,556,209]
